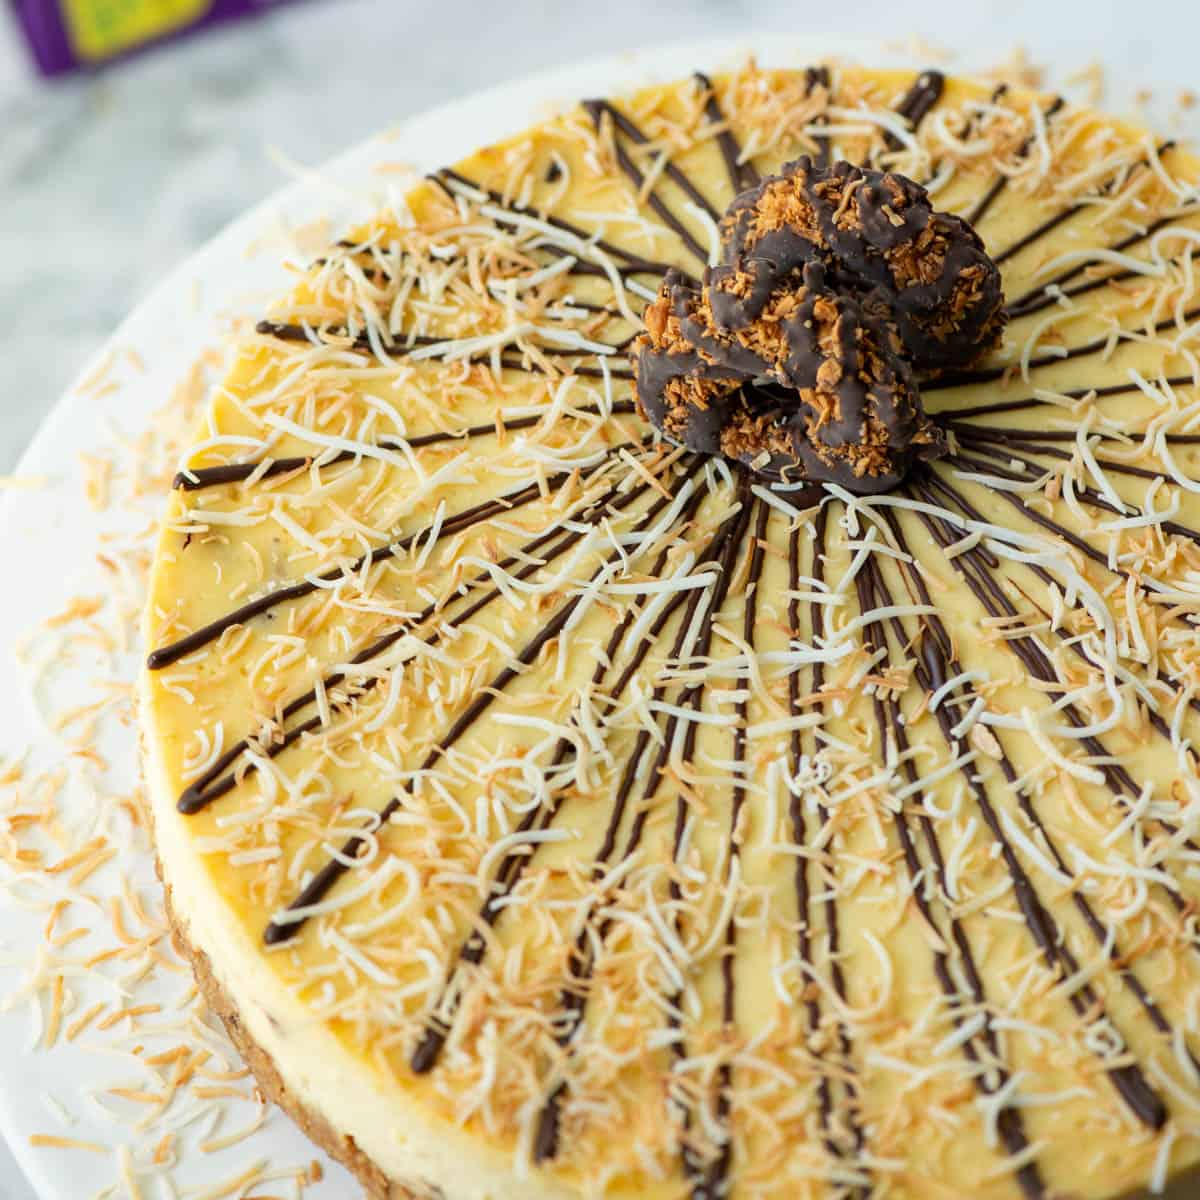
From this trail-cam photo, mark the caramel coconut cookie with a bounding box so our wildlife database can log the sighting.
[709,156,1007,367]
[634,260,943,490]
[632,156,1005,489]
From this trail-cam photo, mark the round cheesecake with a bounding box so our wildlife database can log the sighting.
[140,63,1200,1199]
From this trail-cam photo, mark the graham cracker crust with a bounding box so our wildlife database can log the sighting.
[159,878,426,1200]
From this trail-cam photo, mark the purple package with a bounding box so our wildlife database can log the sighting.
[10,0,304,77]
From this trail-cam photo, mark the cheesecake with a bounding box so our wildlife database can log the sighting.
[140,62,1200,1199]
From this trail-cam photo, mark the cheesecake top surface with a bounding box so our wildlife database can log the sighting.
[141,63,1200,1200]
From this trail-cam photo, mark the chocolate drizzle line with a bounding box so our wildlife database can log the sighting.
[788,502,870,1187]
[588,99,721,224]
[920,466,1200,911]
[884,70,945,151]
[883,511,1200,1083]
[433,166,679,279]
[694,72,759,194]
[936,443,1200,777]
[583,100,713,267]
[663,486,756,1200]
[886,487,1169,1130]
[172,400,638,492]
[922,303,1200,392]
[930,456,1200,648]
[673,490,766,1200]
[993,142,1176,266]
[152,467,595,670]
[933,372,1200,421]
[173,465,661,813]
[409,479,712,1077]
[530,491,755,1166]
[263,480,691,946]
[963,94,1064,228]
[852,544,1046,1200]
[252,318,630,366]
[1005,151,1191,318]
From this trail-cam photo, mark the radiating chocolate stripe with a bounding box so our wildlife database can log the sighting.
[583,100,713,267]
[663,486,756,1200]
[950,440,1200,541]
[949,420,1200,449]
[854,550,1046,1200]
[933,372,1199,420]
[694,71,759,193]
[1012,206,1200,319]
[883,69,945,152]
[408,477,711,1076]
[918,469,1200,894]
[175,466,663,813]
[253,318,628,363]
[263,481,689,946]
[151,470,582,670]
[433,166,677,276]
[532,490,753,1167]
[786,505,839,1166]
[994,142,1175,266]
[878,523,1200,1080]
[805,66,832,169]
[919,465,1200,789]
[943,441,1200,722]
[922,303,1200,392]
[892,483,1168,1130]
[674,492,766,1200]
[963,94,1064,227]
[929,457,1200,641]
[173,400,639,492]
[789,501,870,1179]
[1008,195,1199,319]
[904,491,1199,1068]
[586,98,721,222]
[254,318,637,381]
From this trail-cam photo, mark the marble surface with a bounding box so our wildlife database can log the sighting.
[0,1,1196,1194]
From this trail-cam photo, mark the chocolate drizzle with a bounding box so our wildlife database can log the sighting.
[669,489,764,1200]
[694,71,760,194]
[172,400,638,492]
[994,141,1176,267]
[852,544,1047,1200]
[885,70,945,150]
[410,476,712,1078]
[963,94,1064,228]
[583,99,713,267]
[173,465,659,813]
[263,476,690,945]
[899,477,1171,1127]
[531,492,755,1166]
[923,303,1200,392]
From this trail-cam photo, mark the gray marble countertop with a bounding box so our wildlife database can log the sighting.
[0,0,1196,1194]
